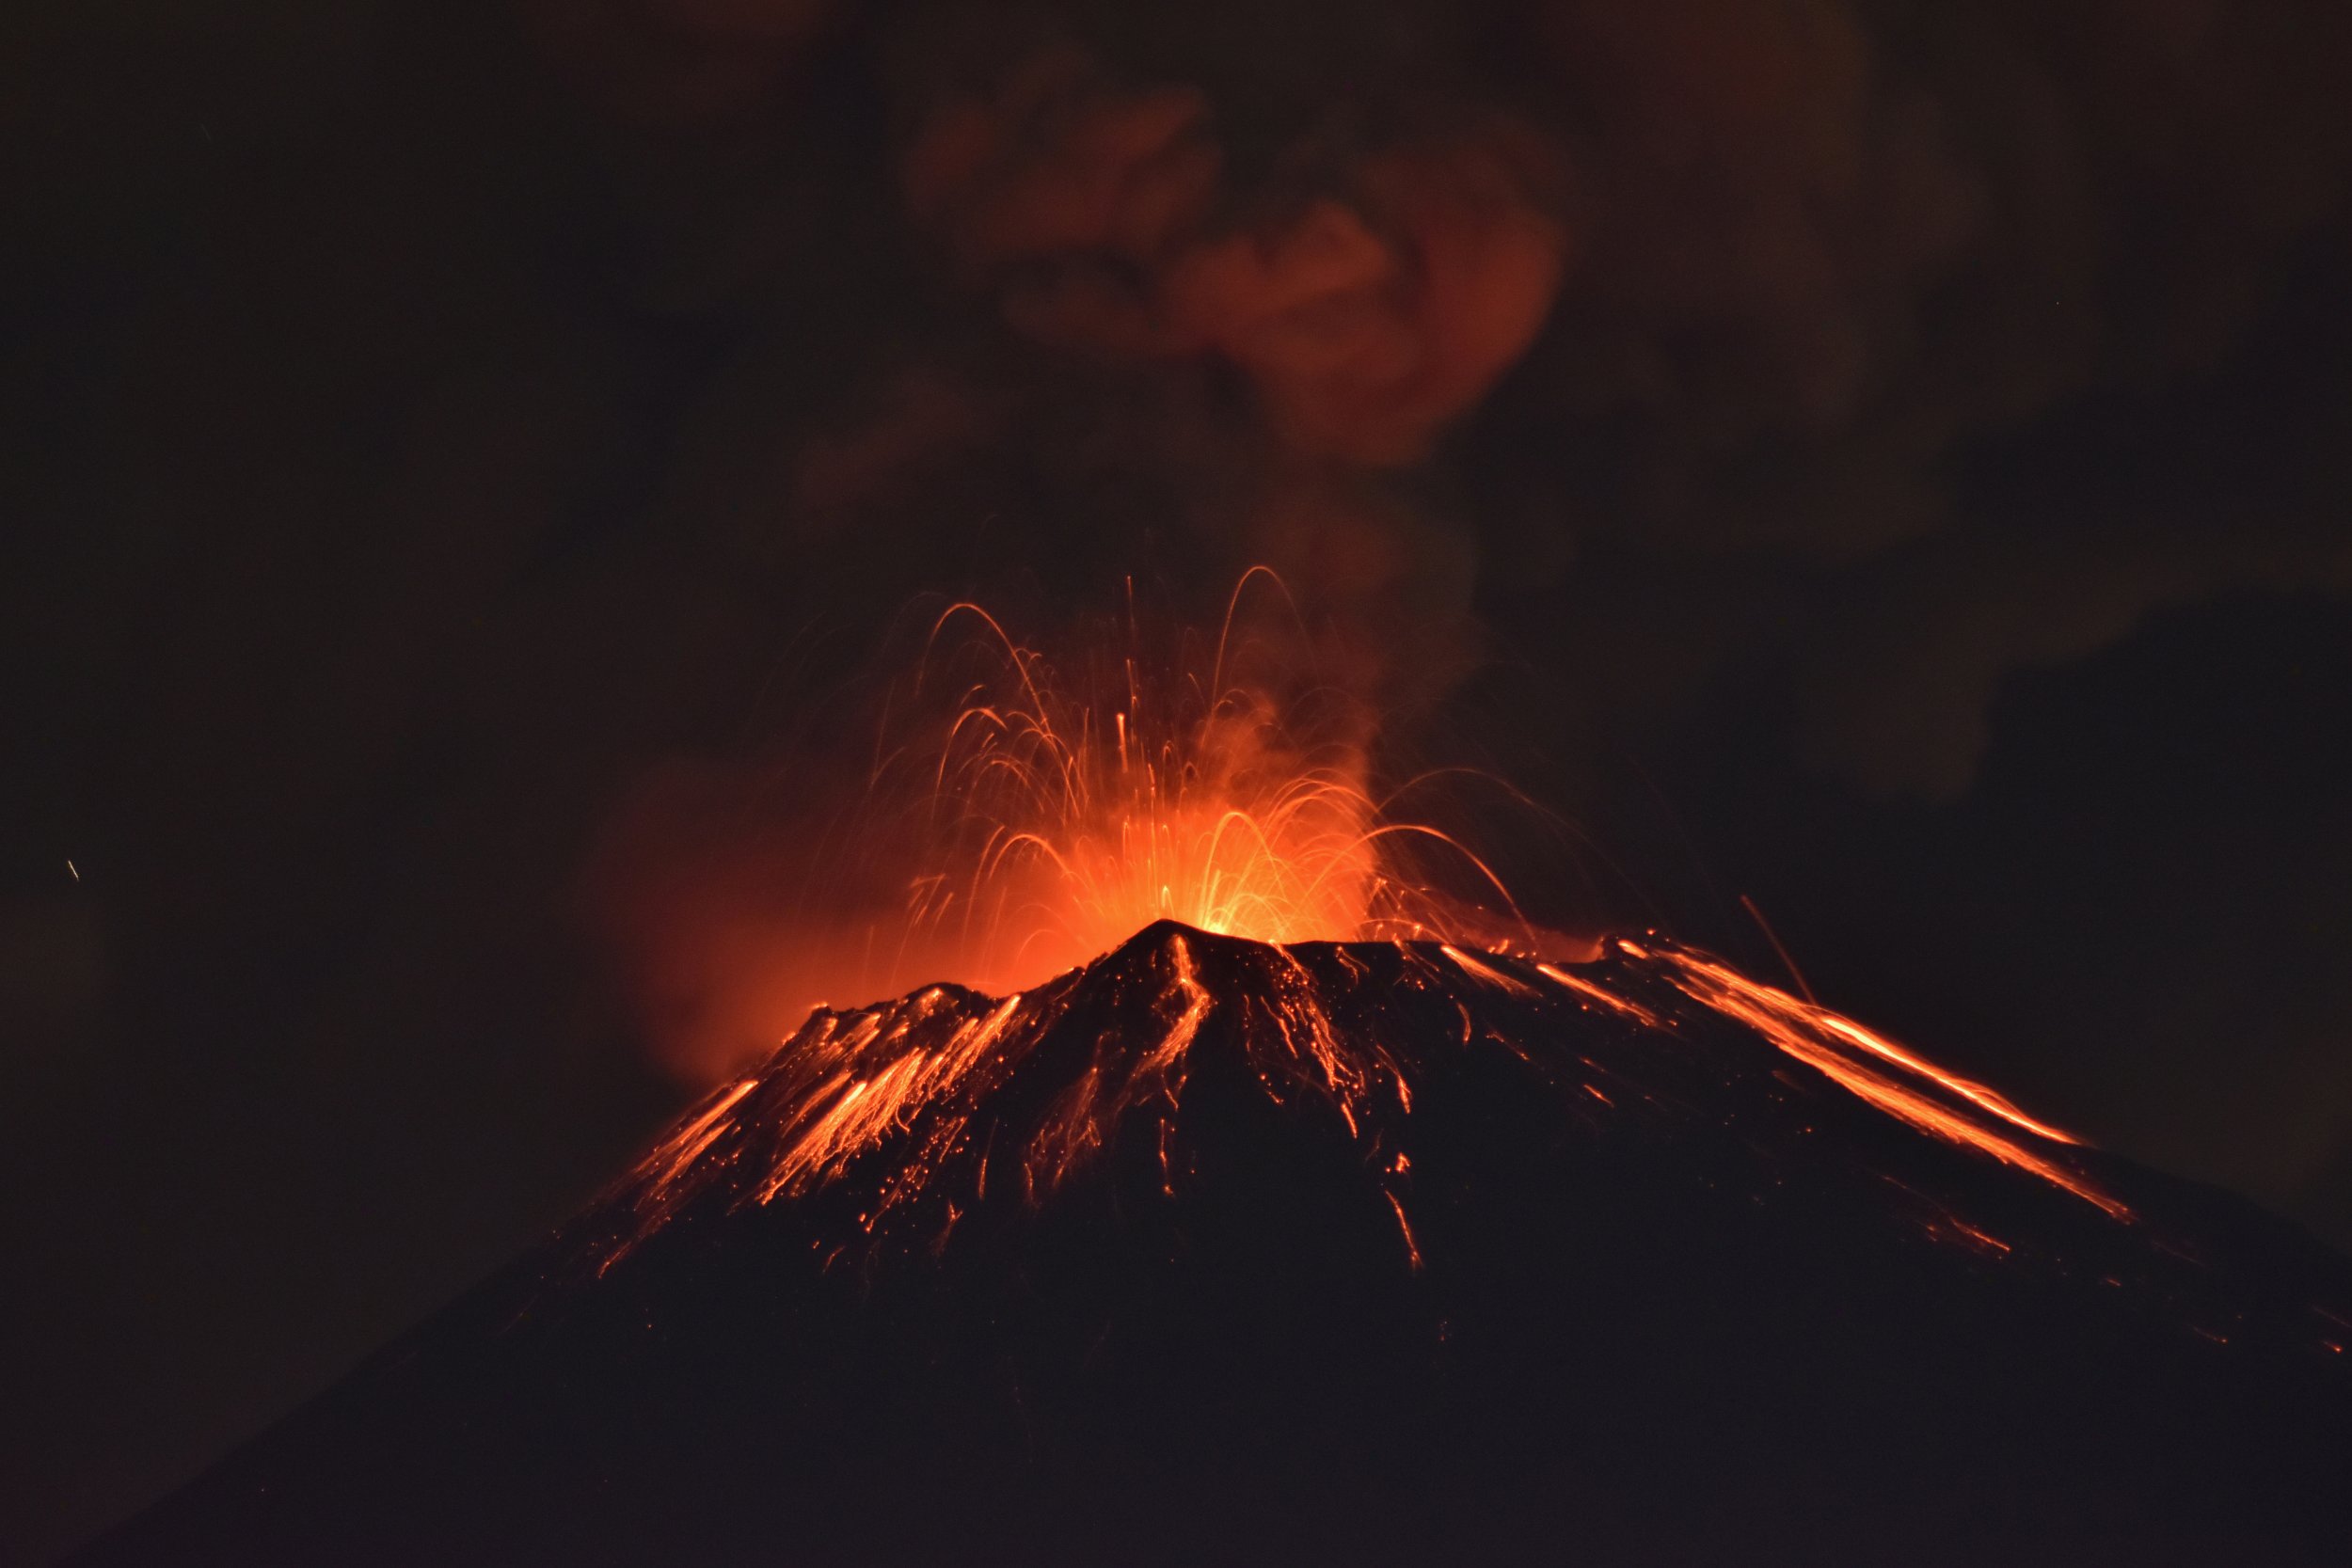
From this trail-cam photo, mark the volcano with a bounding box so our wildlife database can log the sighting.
[80,925,2352,1566]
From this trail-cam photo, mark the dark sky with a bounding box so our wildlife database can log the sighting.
[5,2,2350,1562]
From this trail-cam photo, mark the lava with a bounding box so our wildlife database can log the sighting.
[891,585,1519,987]
[1635,943,2130,1218]
[588,922,2128,1276]
[596,578,1536,1081]
[100,919,2352,1568]
[594,585,2128,1279]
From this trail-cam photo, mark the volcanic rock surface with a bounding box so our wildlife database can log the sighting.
[81,924,2352,1565]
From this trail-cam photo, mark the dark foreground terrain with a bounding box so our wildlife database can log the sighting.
[80,926,2352,1565]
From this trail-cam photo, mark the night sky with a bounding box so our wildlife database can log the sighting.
[6,2,2350,1562]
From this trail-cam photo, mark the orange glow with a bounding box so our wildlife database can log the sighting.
[592,927,2131,1276]
[1634,944,2129,1219]
[897,586,1514,991]
[585,588,2131,1279]
[592,575,1544,1084]
[1440,944,1538,998]
[1385,1190,1424,1272]
[602,575,1532,1066]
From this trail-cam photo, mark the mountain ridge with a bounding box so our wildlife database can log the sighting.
[79,926,2352,1566]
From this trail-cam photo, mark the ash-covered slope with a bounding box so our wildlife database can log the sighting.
[82,926,2352,1566]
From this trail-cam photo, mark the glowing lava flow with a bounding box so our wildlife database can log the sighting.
[589,927,2127,1276]
[590,587,2125,1278]
[1628,942,2128,1217]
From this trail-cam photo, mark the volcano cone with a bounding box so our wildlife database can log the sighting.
[81,927,2352,1566]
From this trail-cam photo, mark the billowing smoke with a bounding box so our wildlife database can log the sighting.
[546,0,2352,1076]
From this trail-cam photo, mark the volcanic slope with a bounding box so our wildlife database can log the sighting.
[82,924,2352,1566]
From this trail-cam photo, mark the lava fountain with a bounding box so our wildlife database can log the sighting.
[594,575,1534,1080]
[876,580,1525,982]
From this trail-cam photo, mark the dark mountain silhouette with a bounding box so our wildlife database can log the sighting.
[79,924,2352,1565]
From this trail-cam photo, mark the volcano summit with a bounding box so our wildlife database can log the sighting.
[84,926,2352,1565]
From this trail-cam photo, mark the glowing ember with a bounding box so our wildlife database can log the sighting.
[589,578,1533,1081]
[891,587,1517,989]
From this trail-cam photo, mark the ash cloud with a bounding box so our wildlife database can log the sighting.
[549,0,2350,786]
[540,0,2352,1077]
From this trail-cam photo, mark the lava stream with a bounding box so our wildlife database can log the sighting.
[589,925,2125,1276]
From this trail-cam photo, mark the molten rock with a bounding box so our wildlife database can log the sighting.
[83,926,2352,1566]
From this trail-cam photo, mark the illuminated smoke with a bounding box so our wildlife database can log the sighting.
[898,40,1570,467]
[538,0,2352,1074]
[586,586,1528,1081]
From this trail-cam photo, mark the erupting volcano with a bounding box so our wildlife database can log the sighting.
[85,911,2352,1565]
[590,923,2135,1287]
[76,606,2352,1566]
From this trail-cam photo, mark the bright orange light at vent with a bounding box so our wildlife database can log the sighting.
[746,572,1532,1033]
[590,575,1525,1082]
[901,586,1510,990]
[585,577,2144,1279]
[596,578,2130,1283]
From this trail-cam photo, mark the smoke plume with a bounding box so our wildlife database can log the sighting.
[529,0,2352,1074]
[16,6,2352,1557]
